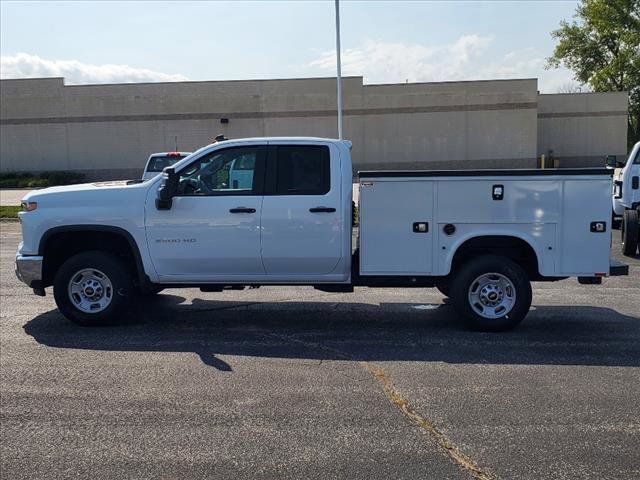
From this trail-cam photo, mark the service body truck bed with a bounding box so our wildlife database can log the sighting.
[358,169,612,278]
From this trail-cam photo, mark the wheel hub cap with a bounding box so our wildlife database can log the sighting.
[68,268,113,313]
[468,273,516,319]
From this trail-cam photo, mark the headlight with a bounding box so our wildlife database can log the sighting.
[21,201,37,212]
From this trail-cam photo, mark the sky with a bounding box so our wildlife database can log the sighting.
[0,0,582,92]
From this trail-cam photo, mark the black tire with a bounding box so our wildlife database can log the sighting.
[621,209,639,257]
[435,280,451,297]
[53,251,135,326]
[449,255,532,332]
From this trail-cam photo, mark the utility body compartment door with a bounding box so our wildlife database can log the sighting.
[359,179,434,275]
[559,178,612,275]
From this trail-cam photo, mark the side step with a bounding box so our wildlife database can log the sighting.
[314,284,354,293]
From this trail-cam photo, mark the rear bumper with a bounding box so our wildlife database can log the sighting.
[15,254,43,287]
[610,258,629,276]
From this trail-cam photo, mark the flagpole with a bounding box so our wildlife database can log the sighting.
[335,0,343,140]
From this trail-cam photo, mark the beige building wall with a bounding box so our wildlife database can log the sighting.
[0,76,628,180]
[537,92,629,167]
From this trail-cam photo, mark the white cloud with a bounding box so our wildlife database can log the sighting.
[0,53,188,84]
[307,37,574,93]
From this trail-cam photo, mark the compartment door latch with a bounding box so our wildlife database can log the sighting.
[412,222,429,233]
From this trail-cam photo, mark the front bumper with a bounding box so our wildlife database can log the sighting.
[15,254,43,288]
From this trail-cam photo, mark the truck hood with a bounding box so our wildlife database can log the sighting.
[22,180,143,202]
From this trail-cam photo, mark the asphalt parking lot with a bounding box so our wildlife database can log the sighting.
[1,221,639,480]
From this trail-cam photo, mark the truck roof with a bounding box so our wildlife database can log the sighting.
[209,137,351,146]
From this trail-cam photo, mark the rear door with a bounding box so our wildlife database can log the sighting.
[260,142,343,276]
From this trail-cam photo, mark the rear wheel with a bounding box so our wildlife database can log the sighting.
[621,209,639,257]
[450,255,532,331]
[53,251,134,326]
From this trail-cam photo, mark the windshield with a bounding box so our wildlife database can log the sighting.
[161,145,212,173]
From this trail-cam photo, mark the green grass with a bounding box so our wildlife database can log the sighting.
[0,206,21,218]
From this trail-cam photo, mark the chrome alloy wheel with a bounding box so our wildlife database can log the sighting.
[67,268,113,313]
[467,272,516,319]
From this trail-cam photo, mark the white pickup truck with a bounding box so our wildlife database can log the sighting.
[142,151,191,181]
[16,137,628,331]
[610,141,640,256]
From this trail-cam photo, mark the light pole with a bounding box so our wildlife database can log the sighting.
[335,0,343,140]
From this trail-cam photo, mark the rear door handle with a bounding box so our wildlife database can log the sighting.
[309,207,336,213]
[229,207,256,214]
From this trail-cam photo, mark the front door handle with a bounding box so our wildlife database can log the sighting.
[229,207,256,214]
[309,207,336,213]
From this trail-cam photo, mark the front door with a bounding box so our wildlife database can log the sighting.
[260,142,343,276]
[145,144,266,281]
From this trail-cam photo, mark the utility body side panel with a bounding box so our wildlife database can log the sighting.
[358,171,612,278]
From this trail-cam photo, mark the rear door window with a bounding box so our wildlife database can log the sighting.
[275,145,330,195]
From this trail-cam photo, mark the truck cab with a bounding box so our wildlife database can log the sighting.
[149,138,352,282]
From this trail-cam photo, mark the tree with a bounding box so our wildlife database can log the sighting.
[547,0,640,148]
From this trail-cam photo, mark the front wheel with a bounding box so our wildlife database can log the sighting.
[450,255,532,331]
[53,251,135,326]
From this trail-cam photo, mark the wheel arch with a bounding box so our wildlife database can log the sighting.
[39,225,149,288]
[445,233,542,279]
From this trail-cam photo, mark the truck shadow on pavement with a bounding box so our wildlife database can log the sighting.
[23,294,640,371]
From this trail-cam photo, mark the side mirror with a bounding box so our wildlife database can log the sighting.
[156,167,178,210]
[605,155,617,168]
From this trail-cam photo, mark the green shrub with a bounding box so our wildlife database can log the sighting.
[0,171,85,188]
[40,171,85,185]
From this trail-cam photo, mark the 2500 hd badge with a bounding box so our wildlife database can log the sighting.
[155,238,197,244]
